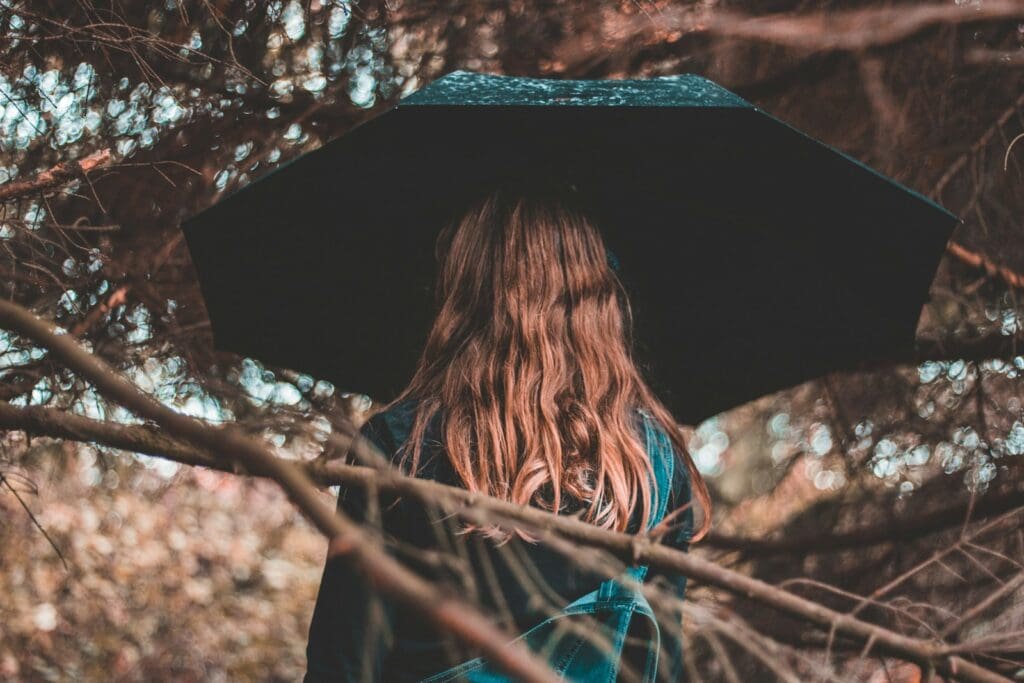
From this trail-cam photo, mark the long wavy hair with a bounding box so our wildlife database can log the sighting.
[385,179,711,541]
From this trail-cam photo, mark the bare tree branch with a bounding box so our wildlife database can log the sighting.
[0,400,1012,683]
[0,299,559,683]
[0,149,112,202]
[706,492,1024,558]
[947,242,1024,290]
[553,1,1024,70]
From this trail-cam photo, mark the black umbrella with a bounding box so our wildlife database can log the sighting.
[182,70,960,425]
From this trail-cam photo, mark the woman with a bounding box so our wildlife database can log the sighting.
[304,177,711,682]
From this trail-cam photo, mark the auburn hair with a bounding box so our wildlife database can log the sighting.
[383,178,711,541]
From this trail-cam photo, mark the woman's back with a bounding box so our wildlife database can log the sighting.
[304,398,694,682]
[304,179,708,681]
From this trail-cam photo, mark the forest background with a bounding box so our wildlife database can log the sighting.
[2,1,1024,681]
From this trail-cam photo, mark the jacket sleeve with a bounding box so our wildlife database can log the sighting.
[303,414,398,683]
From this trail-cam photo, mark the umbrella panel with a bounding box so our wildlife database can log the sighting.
[184,105,954,423]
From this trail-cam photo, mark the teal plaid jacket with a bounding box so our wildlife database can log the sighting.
[304,402,693,682]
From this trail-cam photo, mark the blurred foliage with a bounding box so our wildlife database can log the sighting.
[1,441,328,681]
[1,0,1024,679]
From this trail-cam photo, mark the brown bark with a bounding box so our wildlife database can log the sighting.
[0,149,112,202]
[0,299,558,683]
[0,400,1011,683]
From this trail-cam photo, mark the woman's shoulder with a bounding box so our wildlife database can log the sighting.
[633,406,693,496]
[632,405,666,456]
[358,398,446,466]
[358,398,417,451]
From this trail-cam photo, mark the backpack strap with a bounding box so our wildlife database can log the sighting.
[585,408,674,681]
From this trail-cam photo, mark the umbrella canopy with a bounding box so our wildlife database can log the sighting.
[182,70,960,426]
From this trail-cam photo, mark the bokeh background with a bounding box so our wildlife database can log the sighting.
[2,0,1024,680]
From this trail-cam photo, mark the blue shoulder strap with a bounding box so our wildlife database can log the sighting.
[420,409,677,683]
